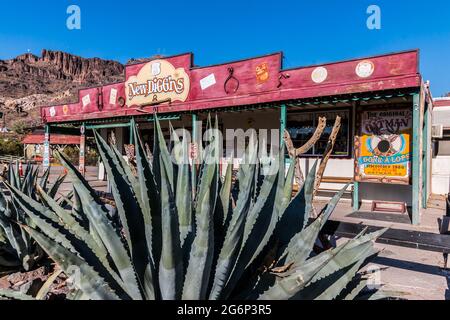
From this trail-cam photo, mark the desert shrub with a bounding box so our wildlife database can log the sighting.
[0,138,22,156]
[10,120,29,135]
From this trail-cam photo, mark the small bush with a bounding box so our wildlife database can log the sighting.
[0,138,22,156]
[10,120,29,135]
[60,146,99,166]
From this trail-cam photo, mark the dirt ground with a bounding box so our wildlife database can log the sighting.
[327,198,450,300]
[369,244,449,300]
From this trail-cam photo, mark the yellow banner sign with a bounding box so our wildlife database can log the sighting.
[355,109,412,184]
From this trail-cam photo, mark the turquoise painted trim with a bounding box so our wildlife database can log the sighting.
[422,103,429,209]
[192,114,198,195]
[86,123,131,130]
[412,93,421,225]
[280,104,287,147]
[353,181,359,211]
[129,117,135,145]
[80,122,86,176]
[43,124,50,170]
[147,115,180,122]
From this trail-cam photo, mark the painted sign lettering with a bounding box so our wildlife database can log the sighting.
[355,109,412,184]
[125,59,190,106]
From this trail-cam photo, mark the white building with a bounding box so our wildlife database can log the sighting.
[431,97,450,195]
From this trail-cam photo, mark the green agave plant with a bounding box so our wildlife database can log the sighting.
[1,116,385,300]
[0,162,67,271]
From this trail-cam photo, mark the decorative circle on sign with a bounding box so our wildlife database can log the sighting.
[118,97,126,108]
[356,60,375,78]
[370,135,402,157]
[311,67,328,83]
[377,140,391,153]
[49,107,56,117]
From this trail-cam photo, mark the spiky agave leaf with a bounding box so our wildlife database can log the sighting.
[40,167,51,191]
[257,237,355,300]
[280,184,351,267]
[8,114,384,301]
[55,151,143,300]
[0,160,69,271]
[7,183,131,297]
[22,225,121,300]
[173,128,192,248]
[36,186,127,291]
[208,137,259,300]
[48,173,67,199]
[182,121,219,300]
[158,159,183,300]
[94,130,156,300]
[223,151,296,299]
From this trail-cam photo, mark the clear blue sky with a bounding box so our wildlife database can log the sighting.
[1,0,449,95]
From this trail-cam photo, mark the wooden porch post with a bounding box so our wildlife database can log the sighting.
[79,123,86,176]
[130,117,135,145]
[192,113,198,194]
[422,101,429,209]
[280,104,287,146]
[412,93,421,225]
[352,101,360,211]
[43,124,50,171]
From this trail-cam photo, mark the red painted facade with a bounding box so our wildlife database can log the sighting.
[41,50,421,124]
[433,98,450,108]
[23,133,81,145]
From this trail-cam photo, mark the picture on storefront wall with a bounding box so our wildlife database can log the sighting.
[354,109,412,185]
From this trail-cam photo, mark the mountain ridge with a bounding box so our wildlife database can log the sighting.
[0,49,126,130]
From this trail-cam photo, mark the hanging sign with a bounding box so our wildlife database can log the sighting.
[355,109,412,185]
[125,59,190,106]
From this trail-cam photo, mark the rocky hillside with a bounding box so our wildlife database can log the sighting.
[0,49,124,130]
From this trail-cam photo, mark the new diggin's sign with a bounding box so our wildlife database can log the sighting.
[355,109,412,185]
[125,60,190,106]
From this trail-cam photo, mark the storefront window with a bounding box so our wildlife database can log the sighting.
[287,110,350,156]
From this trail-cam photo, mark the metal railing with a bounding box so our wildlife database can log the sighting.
[0,155,24,163]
